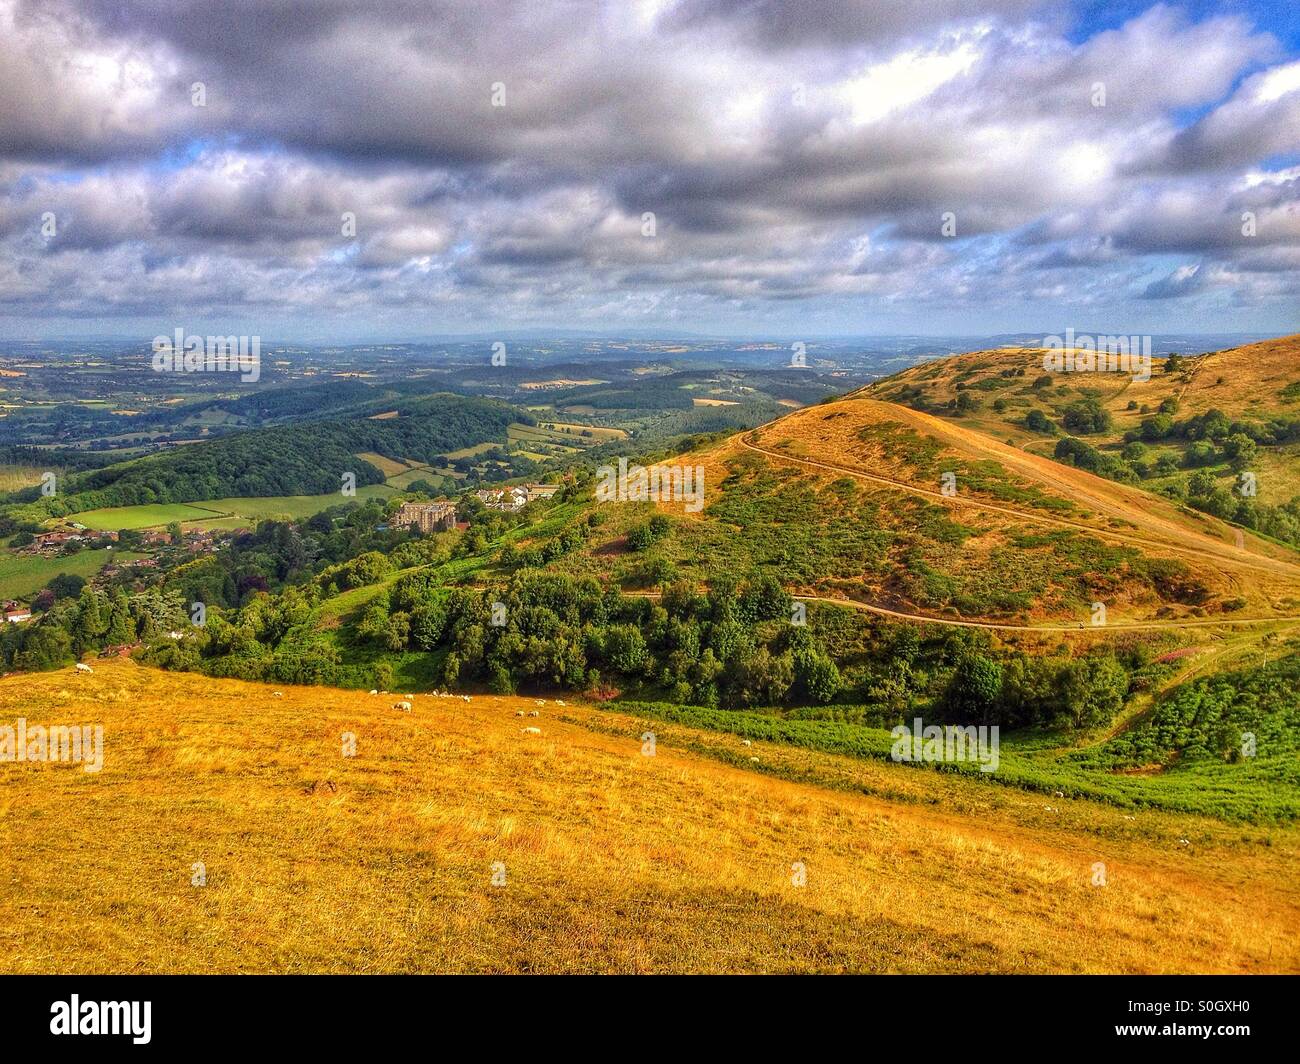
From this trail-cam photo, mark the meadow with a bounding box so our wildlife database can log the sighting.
[1,659,1295,974]
[0,548,145,599]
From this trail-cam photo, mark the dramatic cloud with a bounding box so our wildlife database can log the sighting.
[0,0,1297,336]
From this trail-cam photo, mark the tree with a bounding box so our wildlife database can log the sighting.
[946,653,1003,723]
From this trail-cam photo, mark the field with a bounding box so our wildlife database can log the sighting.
[0,548,145,599]
[77,503,227,531]
[0,659,1295,973]
[74,485,397,531]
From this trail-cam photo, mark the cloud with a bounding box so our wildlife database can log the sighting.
[0,0,1297,333]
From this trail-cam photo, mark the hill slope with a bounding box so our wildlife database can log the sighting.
[1,660,1296,973]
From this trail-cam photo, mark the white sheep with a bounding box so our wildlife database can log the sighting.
[749,756,760,763]
[462,695,470,703]
[1053,790,1064,798]
[1042,805,1057,813]
[273,691,283,698]
[1178,838,1191,846]
[393,701,412,712]
[1122,815,1137,821]
[515,710,525,717]
[369,689,378,695]
[528,710,539,717]
[741,739,752,747]
[556,700,567,706]
[521,726,541,735]
[74,663,93,674]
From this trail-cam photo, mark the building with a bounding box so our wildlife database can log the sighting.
[474,486,529,512]
[394,500,458,533]
[525,483,561,501]
[4,607,32,623]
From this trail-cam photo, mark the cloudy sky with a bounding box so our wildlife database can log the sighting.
[1,0,1298,340]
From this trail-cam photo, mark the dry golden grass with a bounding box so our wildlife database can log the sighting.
[1,660,1296,974]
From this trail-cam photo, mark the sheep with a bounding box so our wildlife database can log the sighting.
[555,700,567,706]
[534,699,546,706]
[741,739,752,747]
[273,691,283,698]
[749,756,760,763]
[369,689,378,695]
[1122,815,1137,821]
[462,695,470,703]
[521,726,542,735]
[1042,805,1057,813]
[1178,838,1191,846]
[515,710,526,717]
[74,663,93,674]
[1052,790,1064,798]
[393,701,412,712]
[528,710,539,717]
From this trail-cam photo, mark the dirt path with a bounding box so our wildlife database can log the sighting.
[737,426,1300,584]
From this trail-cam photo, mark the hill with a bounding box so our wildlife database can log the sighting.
[864,334,1300,538]
[8,394,523,520]
[1,659,1296,973]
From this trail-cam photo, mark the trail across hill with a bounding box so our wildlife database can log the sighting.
[736,424,1300,584]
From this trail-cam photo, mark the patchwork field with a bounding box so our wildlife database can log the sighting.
[1,659,1295,974]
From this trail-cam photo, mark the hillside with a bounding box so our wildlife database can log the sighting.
[9,394,523,520]
[2,659,1296,974]
[864,334,1300,523]
[542,393,1300,627]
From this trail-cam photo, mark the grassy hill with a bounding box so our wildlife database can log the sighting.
[2,659,1296,974]
[864,334,1300,521]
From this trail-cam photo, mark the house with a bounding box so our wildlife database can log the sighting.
[524,483,561,502]
[394,500,458,533]
[474,486,530,512]
[4,607,32,623]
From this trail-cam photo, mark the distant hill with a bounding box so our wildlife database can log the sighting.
[10,394,524,519]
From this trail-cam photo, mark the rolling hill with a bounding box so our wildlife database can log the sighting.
[2,659,1295,974]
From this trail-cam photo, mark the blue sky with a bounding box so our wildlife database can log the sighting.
[0,0,1297,341]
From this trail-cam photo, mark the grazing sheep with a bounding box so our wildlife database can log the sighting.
[393,701,412,712]
[273,691,283,698]
[403,694,414,700]
[749,756,760,763]
[1042,805,1057,812]
[515,710,525,717]
[1053,790,1064,798]
[74,663,93,674]
[1122,815,1137,821]
[534,699,546,706]
[521,726,542,735]
[556,700,566,706]
[741,739,752,747]
[1178,838,1191,846]
[528,710,539,717]
[462,695,470,703]
[369,689,378,695]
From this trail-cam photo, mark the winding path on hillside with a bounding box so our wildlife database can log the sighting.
[735,426,1300,584]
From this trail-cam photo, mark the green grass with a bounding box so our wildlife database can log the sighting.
[0,548,146,599]
[76,485,397,531]
[77,503,226,530]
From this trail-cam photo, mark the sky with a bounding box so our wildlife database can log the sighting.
[0,0,1297,342]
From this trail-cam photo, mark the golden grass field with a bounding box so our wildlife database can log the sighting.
[1,659,1296,974]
